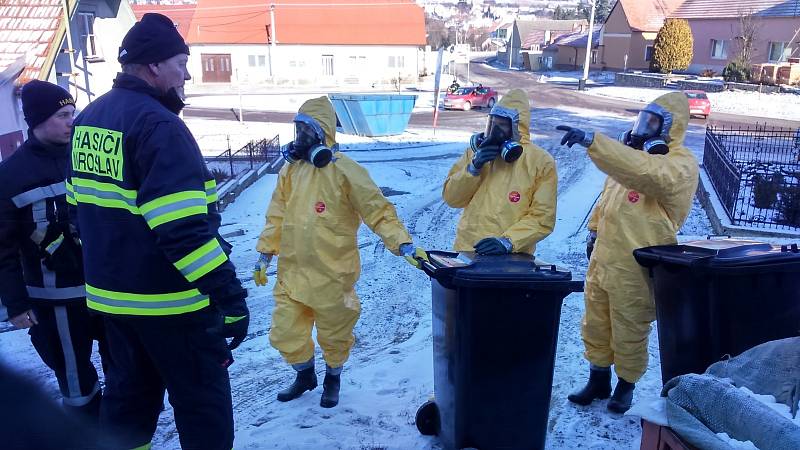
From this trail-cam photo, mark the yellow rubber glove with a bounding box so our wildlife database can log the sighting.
[253,253,272,286]
[401,244,429,269]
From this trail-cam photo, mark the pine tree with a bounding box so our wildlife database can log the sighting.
[651,18,694,74]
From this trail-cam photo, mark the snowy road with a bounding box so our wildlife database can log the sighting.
[0,107,718,449]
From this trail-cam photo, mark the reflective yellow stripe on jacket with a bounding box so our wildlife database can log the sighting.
[86,284,210,316]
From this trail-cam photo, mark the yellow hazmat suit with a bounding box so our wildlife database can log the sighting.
[256,97,412,368]
[583,92,699,382]
[443,89,557,254]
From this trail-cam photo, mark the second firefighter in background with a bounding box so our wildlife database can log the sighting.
[254,96,419,409]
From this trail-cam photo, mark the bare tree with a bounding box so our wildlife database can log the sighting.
[733,10,760,65]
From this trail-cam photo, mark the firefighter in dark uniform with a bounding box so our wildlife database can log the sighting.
[67,14,249,450]
[0,80,104,421]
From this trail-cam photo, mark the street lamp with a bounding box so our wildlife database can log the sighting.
[579,0,597,91]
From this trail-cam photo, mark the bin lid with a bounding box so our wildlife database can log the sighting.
[423,251,583,291]
[633,238,800,271]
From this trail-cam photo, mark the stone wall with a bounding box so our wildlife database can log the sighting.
[676,80,725,92]
[614,72,667,88]
[725,82,782,94]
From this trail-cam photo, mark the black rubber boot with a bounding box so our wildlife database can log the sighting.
[607,378,635,413]
[320,372,341,408]
[276,367,317,402]
[567,366,612,406]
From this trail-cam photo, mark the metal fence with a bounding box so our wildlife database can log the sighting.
[204,135,281,183]
[704,125,800,230]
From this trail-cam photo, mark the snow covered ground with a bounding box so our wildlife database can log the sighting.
[585,86,800,122]
[2,109,739,449]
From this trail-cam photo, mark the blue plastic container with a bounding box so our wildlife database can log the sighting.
[328,94,417,137]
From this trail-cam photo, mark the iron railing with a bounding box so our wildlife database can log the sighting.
[704,125,800,230]
[204,135,281,183]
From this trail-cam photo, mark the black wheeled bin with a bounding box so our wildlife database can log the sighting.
[415,251,583,450]
[633,239,800,384]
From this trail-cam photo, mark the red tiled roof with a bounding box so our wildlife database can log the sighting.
[147,0,426,46]
[0,0,67,82]
[132,3,197,39]
[617,0,687,32]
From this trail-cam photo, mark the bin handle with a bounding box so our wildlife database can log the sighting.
[419,259,438,277]
[706,234,732,240]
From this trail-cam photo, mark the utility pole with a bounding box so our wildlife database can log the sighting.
[579,0,597,91]
[508,22,514,69]
[269,4,277,80]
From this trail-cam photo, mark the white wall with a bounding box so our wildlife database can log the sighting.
[189,43,422,86]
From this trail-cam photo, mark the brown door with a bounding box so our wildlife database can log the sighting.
[201,54,232,83]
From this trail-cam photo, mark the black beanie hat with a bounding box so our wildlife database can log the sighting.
[118,13,189,65]
[20,80,75,130]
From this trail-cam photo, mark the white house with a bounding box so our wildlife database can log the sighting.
[135,0,427,87]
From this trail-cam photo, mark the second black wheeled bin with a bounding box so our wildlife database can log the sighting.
[416,251,583,450]
[633,239,800,384]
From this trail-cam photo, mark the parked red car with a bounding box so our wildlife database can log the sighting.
[442,86,498,111]
[684,90,712,119]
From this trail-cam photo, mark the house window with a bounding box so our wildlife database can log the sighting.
[591,49,598,64]
[258,55,266,67]
[531,44,540,52]
[322,55,334,76]
[388,56,405,68]
[768,42,790,62]
[710,39,729,60]
[645,46,654,62]
[78,12,102,61]
[497,28,508,39]
[248,55,256,67]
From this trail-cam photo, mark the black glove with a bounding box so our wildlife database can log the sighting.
[586,232,597,260]
[211,292,250,350]
[556,125,590,148]
[474,237,510,255]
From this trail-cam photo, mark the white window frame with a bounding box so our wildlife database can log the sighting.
[258,55,266,67]
[322,55,334,76]
[645,45,654,62]
[388,55,396,68]
[768,41,790,63]
[248,55,257,67]
[497,28,508,39]
[78,12,102,62]
[710,39,728,60]
[591,49,598,64]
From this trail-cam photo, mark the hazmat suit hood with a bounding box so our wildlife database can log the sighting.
[297,96,337,148]
[645,92,689,149]
[492,88,531,145]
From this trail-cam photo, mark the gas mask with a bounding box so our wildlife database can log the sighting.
[469,108,523,163]
[621,105,672,155]
[283,114,333,168]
